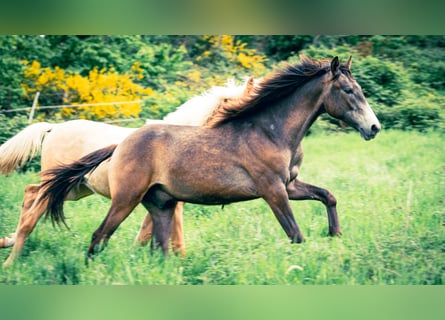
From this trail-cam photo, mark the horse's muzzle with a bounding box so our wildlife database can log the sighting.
[360,123,381,141]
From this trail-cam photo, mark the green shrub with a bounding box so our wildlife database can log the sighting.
[0,114,29,145]
[298,44,409,107]
[374,94,444,132]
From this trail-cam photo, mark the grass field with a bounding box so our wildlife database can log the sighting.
[0,130,443,285]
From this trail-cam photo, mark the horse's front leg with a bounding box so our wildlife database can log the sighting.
[141,199,176,254]
[261,183,304,243]
[286,179,342,236]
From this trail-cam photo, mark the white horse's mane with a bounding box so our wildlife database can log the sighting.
[146,77,258,126]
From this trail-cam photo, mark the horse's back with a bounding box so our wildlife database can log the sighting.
[41,120,136,170]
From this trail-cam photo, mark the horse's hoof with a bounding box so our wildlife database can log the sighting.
[2,259,13,268]
[328,229,343,237]
[84,253,95,266]
[291,235,305,244]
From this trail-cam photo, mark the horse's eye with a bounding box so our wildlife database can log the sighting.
[343,88,353,94]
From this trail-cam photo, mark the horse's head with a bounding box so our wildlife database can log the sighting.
[323,56,381,140]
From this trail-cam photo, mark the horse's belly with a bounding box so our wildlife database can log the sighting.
[164,164,259,205]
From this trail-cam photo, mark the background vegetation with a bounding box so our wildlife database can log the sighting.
[1,35,444,143]
[0,35,443,284]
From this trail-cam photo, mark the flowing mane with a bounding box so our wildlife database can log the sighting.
[206,56,351,128]
[162,77,257,126]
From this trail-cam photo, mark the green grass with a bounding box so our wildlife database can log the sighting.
[0,130,443,285]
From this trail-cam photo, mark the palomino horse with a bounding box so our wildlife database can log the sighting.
[0,77,256,267]
[41,56,381,260]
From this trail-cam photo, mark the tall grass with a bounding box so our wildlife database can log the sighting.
[0,130,443,284]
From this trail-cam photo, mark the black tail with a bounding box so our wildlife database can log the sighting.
[41,144,118,227]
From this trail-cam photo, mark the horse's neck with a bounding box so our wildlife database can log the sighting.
[248,81,325,151]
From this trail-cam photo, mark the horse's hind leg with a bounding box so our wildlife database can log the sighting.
[170,201,185,256]
[286,179,342,236]
[134,212,153,246]
[134,201,185,256]
[0,183,40,249]
[87,196,141,260]
[3,182,94,267]
[2,184,47,267]
[0,233,15,248]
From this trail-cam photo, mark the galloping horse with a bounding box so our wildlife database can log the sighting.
[0,77,256,266]
[41,56,381,260]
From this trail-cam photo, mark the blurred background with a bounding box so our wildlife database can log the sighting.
[1,35,443,153]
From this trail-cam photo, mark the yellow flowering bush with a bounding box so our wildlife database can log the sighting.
[199,35,268,77]
[22,60,155,120]
[20,36,269,122]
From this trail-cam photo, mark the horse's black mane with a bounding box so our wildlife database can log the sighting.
[207,56,351,127]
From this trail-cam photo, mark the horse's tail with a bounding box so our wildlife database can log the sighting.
[40,144,118,227]
[0,122,55,175]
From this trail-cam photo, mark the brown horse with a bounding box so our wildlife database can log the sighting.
[41,56,381,260]
[0,77,257,266]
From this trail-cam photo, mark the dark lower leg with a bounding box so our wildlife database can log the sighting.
[262,185,304,243]
[149,206,175,254]
[87,201,138,260]
[287,179,341,236]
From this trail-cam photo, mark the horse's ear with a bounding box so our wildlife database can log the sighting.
[243,76,255,95]
[246,76,254,89]
[346,55,352,70]
[331,56,340,75]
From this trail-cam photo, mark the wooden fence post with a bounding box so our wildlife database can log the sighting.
[28,91,40,124]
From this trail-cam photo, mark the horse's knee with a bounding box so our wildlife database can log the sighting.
[22,184,40,209]
[325,192,337,207]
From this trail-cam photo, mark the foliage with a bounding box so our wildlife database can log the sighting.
[141,35,269,120]
[0,131,443,284]
[0,114,40,172]
[21,60,156,120]
[0,35,443,129]
[374,93,444,132]
[236,35,314,62]
[299,44,409,107]
[193,35,268,78]
[0,114,29,145]
[0,38,26,110]
[367,35,445,91]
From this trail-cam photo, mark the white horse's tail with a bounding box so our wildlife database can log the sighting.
[0,122,54,175]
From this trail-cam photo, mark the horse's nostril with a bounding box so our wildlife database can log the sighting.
[371,124,380,134]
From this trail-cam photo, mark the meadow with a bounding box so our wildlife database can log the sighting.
[0,130,443,285]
